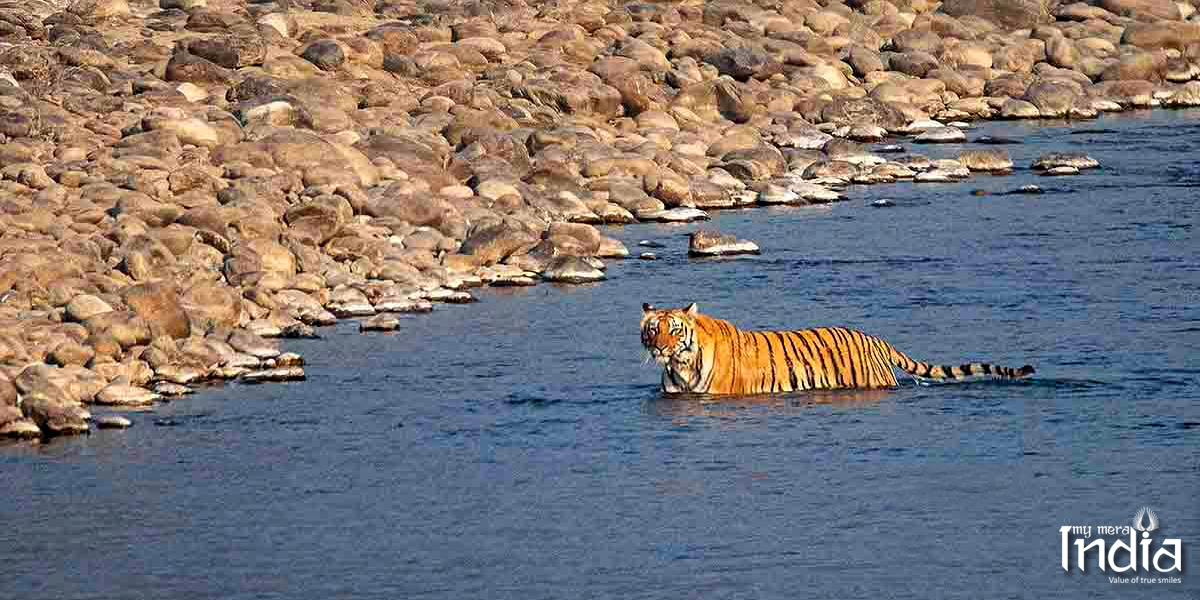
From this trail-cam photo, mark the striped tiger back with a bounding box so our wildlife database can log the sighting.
[641,303,1034,395]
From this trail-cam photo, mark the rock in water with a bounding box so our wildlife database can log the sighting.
[95,415,133,429]
[913,127,967,143]
[360,315,401,332]
[688,231,761,257]
[241,367,306,383]
[542,256,606,284]
[1032,152,1100,170]
[94,384,160,407]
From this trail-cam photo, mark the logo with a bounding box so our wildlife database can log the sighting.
[1134,507,1158,532]
[1059,507,1183,583]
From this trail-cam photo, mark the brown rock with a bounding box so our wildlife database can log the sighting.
[1099,52,1168,82]
[83,311,152,350]
[940,0,1051,30]
[958,150,1014,172]
[1095,0,1180,21]
[180,280,243,331]
[120,281,191,340]
[47,341,95,367]
[459,220,539,266]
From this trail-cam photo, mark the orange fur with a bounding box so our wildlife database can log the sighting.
[641,303,1034,395]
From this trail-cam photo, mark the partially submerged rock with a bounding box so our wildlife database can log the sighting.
[1032,152,1101,170]
[688,231,761,257]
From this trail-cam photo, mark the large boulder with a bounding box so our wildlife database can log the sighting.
[180,280,244,331]
[458,221,539,266]
[1095,0,1180,21]
[939,0,1052,30]
[121,282,191,339]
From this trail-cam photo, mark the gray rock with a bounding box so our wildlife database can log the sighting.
[542,256,605,284]
[240,366,306,383]
[153,382,193,396]
[360,315,401,332]
[94,384,160,407]
[374,297,434,313]
[640,207,710,222]
[688,230,760,257]
[913,127,967,144]
[227,329,281,360]
[1032,152,1099,170]
[958,150,1015,172]
[95,415,133,429]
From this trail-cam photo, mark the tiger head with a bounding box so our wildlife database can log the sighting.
[641,302,700,366]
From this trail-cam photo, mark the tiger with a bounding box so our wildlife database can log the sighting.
[641,302,1035,395]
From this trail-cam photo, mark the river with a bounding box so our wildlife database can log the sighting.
[3,110,1199,599]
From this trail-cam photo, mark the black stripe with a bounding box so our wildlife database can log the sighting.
[794,331,826,388]
[759,332,779,393]
[785,332,814,389]
[982,363,992,375]
[835,328,862,388]
[772,332,799,391]
[817,329,846,388]
[852,331,880,387]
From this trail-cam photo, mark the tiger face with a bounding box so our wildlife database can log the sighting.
[641,302,700,366]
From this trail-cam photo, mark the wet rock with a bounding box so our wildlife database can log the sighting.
[276,353,304,367]
[95,415,133,429]
[913,127,967,144]
[424,289,475,304]
[958,150,1014,172]
[153,382,193,396]
[0,406,40,438]
[360,314,401,332]
[227,329,280,360]
[94,382,159,407]
[1032,152,1100,170]
[688,230,760,257]
[374,297,433,313]
[240,366,305,383]
[1041,166,1080,175]
[542,256,605,284]
[328,286,375,318]
[999,99,1042,119]
[21,393,89,437]
[641,207,710,222]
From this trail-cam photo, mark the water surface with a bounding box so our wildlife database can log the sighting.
[4,110,1199,599]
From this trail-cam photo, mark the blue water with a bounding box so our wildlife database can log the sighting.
[3,110,1199,599]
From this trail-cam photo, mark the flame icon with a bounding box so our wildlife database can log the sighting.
[1134,507,1159,532]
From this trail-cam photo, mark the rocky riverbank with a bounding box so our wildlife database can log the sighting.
[0,0,1194,439]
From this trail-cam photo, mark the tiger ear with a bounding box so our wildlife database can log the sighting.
[684,302,698,316]
[642,302,654,312]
